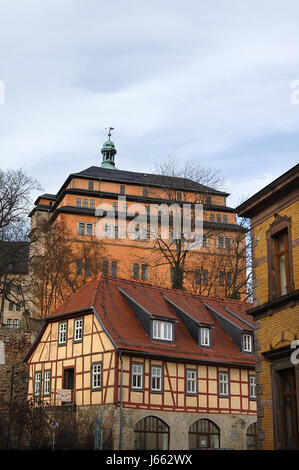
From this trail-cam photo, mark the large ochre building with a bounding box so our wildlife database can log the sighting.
[236,164,299,450]
[30,133,247,313]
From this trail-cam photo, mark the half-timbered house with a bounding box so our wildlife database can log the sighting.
[24,274,257,450]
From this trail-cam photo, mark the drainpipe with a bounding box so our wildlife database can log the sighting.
[118,351,124,450]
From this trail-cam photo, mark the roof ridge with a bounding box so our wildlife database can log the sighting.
[102,274,252,306]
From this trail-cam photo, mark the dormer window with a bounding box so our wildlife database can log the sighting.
[243,333,253,353]
[200,327,211,347]
[152,319,173,342]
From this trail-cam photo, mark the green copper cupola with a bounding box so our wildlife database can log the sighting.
[101,127,117,169]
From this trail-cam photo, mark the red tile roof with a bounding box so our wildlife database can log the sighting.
[46,274,254,367]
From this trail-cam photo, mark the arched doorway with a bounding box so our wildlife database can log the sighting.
[188,418,220,449]
[246,422,258,450]
[134,416,170,450]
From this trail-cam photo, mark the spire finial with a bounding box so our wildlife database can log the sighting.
[105,127,114,141]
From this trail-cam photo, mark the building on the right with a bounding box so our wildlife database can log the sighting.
[236,163,299,450]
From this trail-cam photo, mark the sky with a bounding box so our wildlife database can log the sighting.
[0,0,298,208]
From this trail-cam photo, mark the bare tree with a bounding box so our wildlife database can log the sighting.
[0,169,41,323]
[30,218,107,317]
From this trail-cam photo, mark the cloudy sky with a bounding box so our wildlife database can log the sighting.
[0,0,298,207]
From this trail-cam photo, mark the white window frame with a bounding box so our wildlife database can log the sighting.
[249,375,256,399]
[186,369,197,395]
[219,372,229,397]
[151,366,163,392]
[13,319,19,329]
[34,371,42,397]
[131,364,144,390]
[77,222,94,236]
[43,370,51,396]
[152,320,173,341]
[58,321,67,345]
[6,319,12,328]
[74,318,83,342]
[243,333,253,353]
[91,362,102,390]
[200,327,210,347]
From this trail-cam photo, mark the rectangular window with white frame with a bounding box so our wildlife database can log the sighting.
[200,327,211,347]
[131,363,144,390]
[58,321,67,345]
[73,318,83,342]
[152,320,173,342]
[34,371,42,397]
[249,375,256,400]
[243,333,253,353]
[43,370,51,396]
[218,372,229,397]
[150,365,163,393]
[186,369,198,395]
[91,362,102,390]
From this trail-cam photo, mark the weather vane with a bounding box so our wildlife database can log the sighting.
[105,127,114,141]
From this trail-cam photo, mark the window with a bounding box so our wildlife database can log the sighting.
[133,263,139,280]
[76,259,82,275]
[6,319,12,328]
[141,264,148,281]
[13,319,19,329]
[189,419,220,449]
[134,416,169,450]
[103,260,109,275]
[206,195,212,205]
[216,214,221,223]
[195,270,201,285]
[218,372,229,397]
[8,302,14,311]
[170,267,175,284]
[74,318,83,342]
[223,214,228,223]
[275,231,290,296]
[227,271,233,287]
[91,363,102,390]
[243,333,253,353]
[34,371,42,397]
[77,221,94,235]
[78,222,85,235]
[225,237,231,249]
[131,363,144,390]
[83,198,88,208]
[152,320,173,341]
[210,213,215,222]
[266,217,293,300]
[176,191,182,201]
[202,234,208,247]
[16,284,22,295]
[76,198,81,208]
[218,236,224,248]
[202,270,209,286]
[85,260,91,277]
[278,368,298,449]
[151,366,163,392]
[219,271,225,286]
[43,370,51,396]
[16,304,21,311]
[186,369,197,395]
[111,261,117,277]
[90,199,95,209]
[200,327,211,347]
[249,375,256,400]
[142,187,148,197]
[88,181,94,191]
[120,184,125,194]
[86,223,93,236]
[58,321,67,345]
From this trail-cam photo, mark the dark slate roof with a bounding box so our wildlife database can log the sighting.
[34,193,57,205]
[72,166,229,196]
